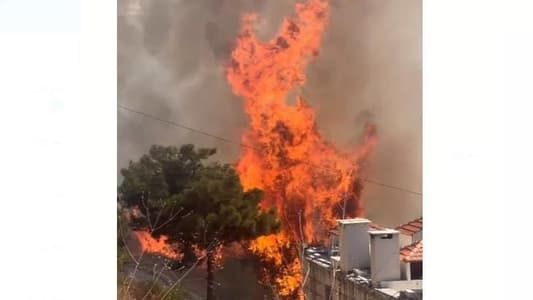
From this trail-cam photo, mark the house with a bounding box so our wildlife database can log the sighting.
[303,217,423,300]
[396,217,422,281]
[400,240,422,281]
[396,217,422,248]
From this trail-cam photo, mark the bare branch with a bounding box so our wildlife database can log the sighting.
[142,260,171,300]
[124,251,146,296]
[152,207,186,232]
[159,237,220,300]
[152,199,167,230]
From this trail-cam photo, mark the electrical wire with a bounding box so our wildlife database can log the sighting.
[118,104,422,196]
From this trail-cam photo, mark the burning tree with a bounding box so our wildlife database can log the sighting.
[119,144,280,300]
[226,0,378,297]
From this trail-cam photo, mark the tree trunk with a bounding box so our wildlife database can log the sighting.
[206,250,215,300]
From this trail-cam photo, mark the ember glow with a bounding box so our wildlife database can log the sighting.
[192,244,225,269]
[226,0,377,297]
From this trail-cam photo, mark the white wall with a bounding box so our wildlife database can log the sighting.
[413,230,422,243]
[400,261,408,280]
[399,233,413,248]
[370,231,401,283]
[339,219,370,272]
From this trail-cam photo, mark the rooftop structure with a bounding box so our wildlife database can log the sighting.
[396,218,422,236]
[396,217,423,248]
[399,240,423,281]
[400,241,423,263]
[303,217,423,300]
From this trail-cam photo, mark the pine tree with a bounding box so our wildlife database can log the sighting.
[119,144,279,300]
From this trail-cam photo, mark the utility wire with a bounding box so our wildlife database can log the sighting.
[118,104,260,151]
[118,104,422,196]
[362,178,422,196]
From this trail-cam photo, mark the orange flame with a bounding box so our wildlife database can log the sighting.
[131,231,183,261]
[192,244,225,269]
[226,0,377,297]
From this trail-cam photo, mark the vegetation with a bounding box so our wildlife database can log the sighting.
[119,144,280,299]
[118,279,185,300]
[117,209,131,273]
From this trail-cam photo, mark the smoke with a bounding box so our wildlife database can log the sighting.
[118,0,421,227]
[306,0,422,226]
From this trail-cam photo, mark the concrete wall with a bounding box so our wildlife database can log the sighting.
[370,231,401,283]
[398,233,412,248]
[413,231,422,243]
[339,219,371,272]
[304,260,332,300]
[380,280,422,291]
[400,261,408,280]
[336,277,398,300]
[304,259,398,300]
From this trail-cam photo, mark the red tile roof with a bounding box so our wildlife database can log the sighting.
[396,217,422,236]
[400,240,423,262]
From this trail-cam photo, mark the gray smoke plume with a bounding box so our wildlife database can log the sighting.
[118,0,421,227]
[306,0,422,227]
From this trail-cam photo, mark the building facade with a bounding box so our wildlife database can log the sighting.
[303,218,423,300]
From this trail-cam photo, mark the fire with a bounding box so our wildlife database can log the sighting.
[192,244,225,269]
[131,231,183,261]
[131,231,226,268]
[226,0,378,297]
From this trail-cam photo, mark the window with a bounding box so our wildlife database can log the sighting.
[410,261,423,279]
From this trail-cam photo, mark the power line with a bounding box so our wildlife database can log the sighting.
[362,178,422,196]
[118,104,422,196]
[119,104,334,173]
[118,104,259,151]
